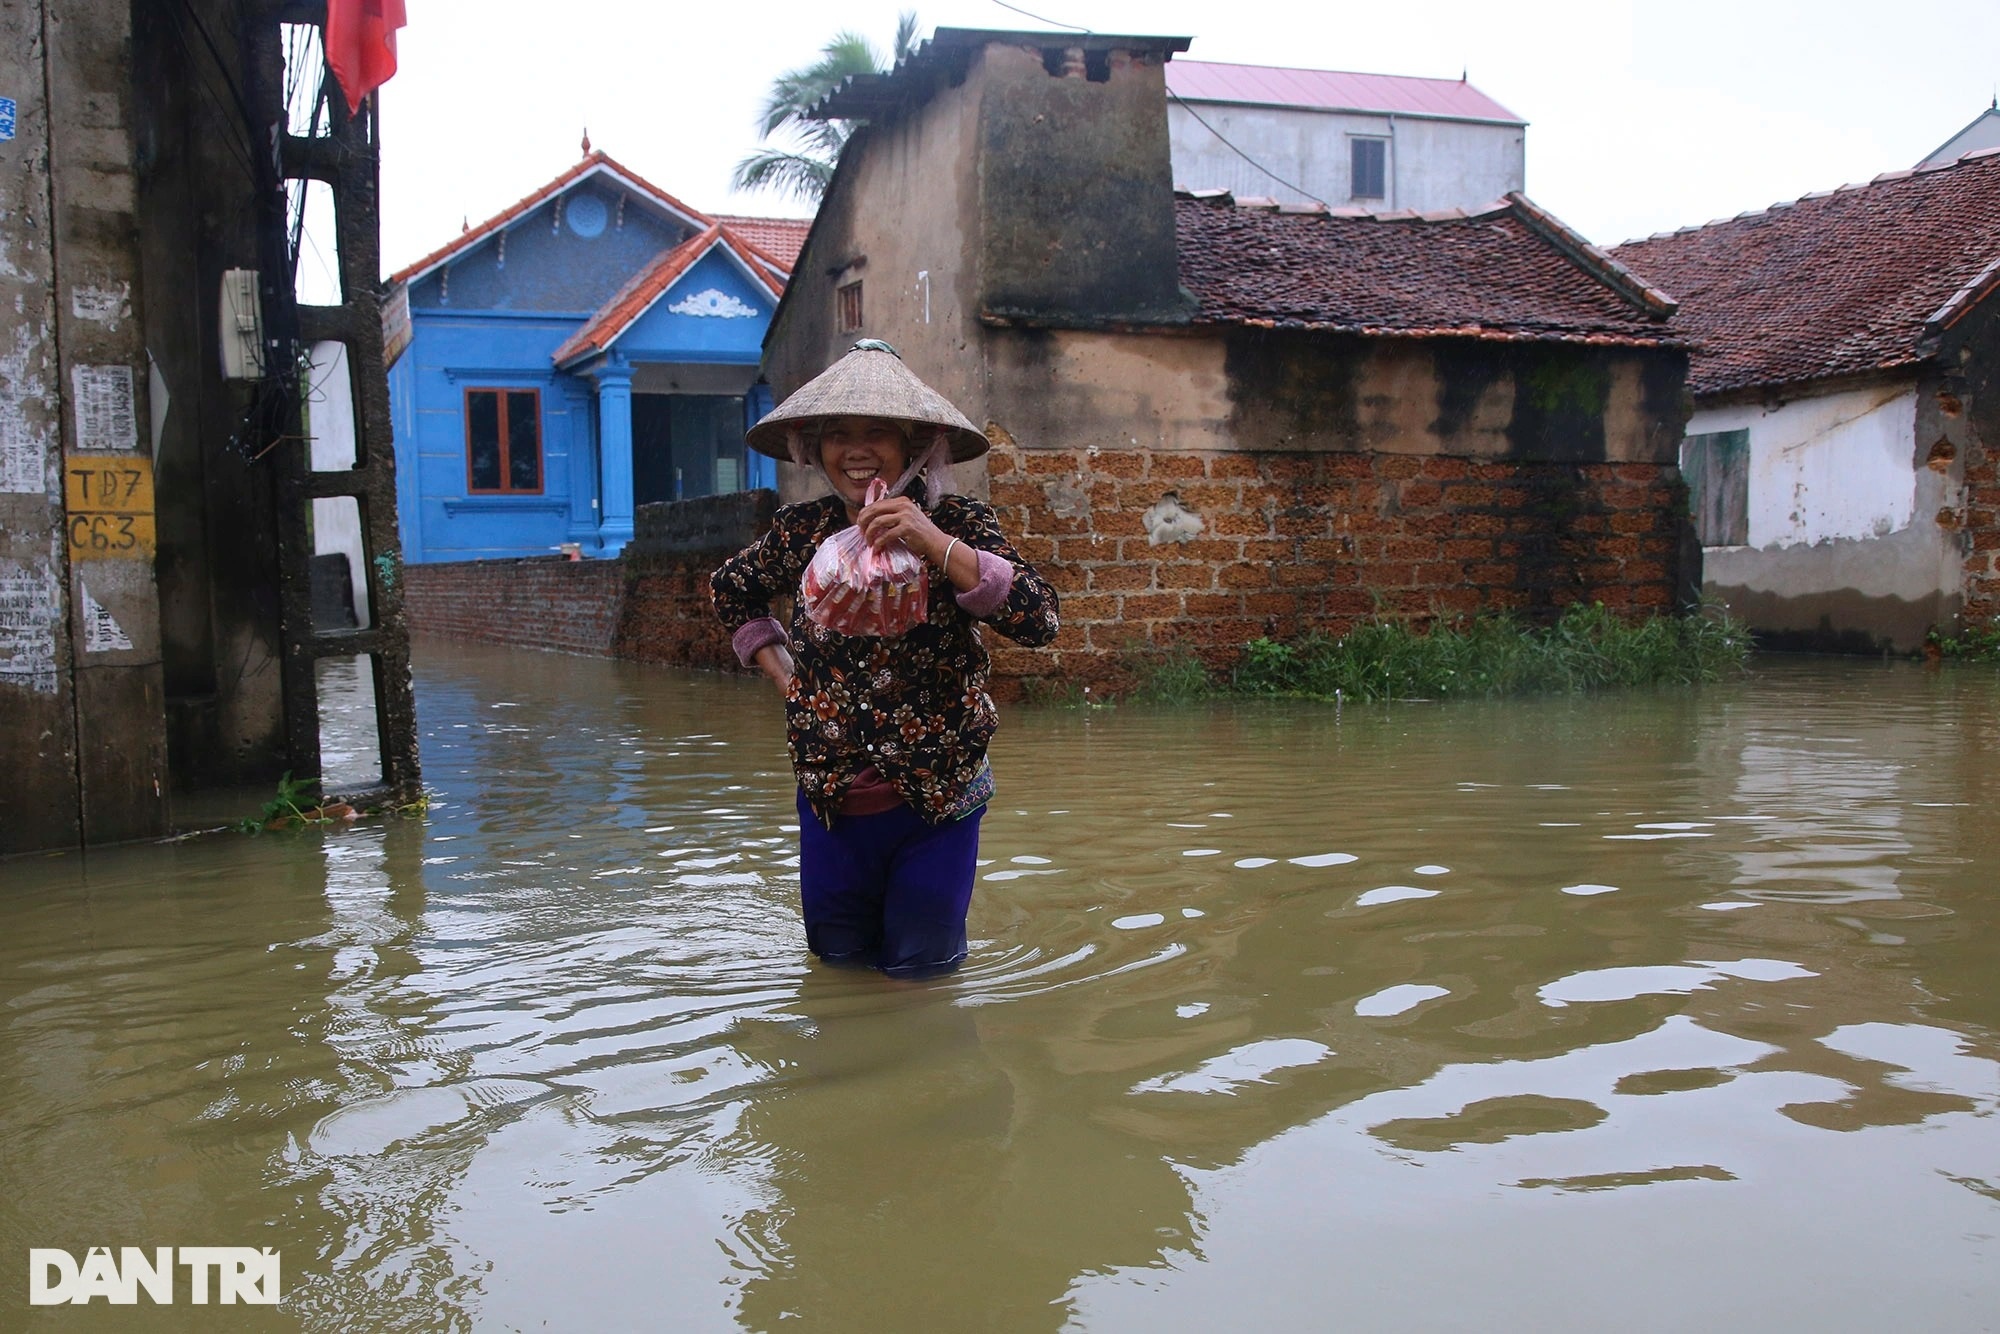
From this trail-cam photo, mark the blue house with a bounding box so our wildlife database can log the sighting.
[384,152,807,560]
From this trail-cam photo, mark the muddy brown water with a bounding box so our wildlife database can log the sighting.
[4,643,1998,1331]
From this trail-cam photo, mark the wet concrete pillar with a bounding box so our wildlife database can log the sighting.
[595,358,635,556]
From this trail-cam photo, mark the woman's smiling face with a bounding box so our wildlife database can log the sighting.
[817,416,911,509]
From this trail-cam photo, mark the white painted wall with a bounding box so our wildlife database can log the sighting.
[1687,385,1918,550]
[1167,104,1525,212]
[1688,380,1965,651]
[308,341,370,626]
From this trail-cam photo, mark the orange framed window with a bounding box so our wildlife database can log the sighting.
[836,280,863,333]
[465,387,543,494]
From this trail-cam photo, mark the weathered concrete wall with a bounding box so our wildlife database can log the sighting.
[987,329,1685,465]
[1688,378,1966,653]
[1167,103,1525,212]
[976,43,1185,325]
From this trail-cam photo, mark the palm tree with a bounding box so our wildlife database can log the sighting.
[732,12,921,203]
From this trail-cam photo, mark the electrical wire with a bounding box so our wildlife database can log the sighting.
[158,4,261,183]
[1167,90,1330,206]
[988,0,1091,30]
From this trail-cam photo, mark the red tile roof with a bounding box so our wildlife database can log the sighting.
[1167,59,1524,125]
[711,215,812,269]
[1174,192,1676,344]
[387,151,712,286]
[551,224,785,368]
[1610,149,2000,397]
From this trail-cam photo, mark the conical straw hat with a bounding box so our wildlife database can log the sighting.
[746,340,989,462]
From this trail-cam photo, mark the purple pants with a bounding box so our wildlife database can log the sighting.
[796,790,985,977]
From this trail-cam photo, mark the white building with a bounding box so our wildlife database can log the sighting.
[1164,60,1526,213]
[1611,151,2000,653]
[1920,104,2000,168]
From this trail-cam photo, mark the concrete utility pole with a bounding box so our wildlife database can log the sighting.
[1,0,168,851]
[1,0,419,856]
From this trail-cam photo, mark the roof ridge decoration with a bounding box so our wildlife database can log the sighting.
[388,150,714,287]
[551,223,785,369]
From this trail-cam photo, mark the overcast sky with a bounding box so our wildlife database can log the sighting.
[369,0,2000,278]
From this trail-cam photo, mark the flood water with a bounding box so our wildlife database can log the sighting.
[4,643,1998,1331]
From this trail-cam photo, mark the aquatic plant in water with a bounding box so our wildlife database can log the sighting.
[1925,616,2000,662]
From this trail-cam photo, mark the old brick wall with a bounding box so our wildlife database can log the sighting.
[403,492,773,671]
[403,556,625,654]
[983,440,1689,692]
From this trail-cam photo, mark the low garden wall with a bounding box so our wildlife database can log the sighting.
[402,490,774,672]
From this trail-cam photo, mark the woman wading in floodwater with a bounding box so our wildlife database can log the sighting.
[711,341,1060,978]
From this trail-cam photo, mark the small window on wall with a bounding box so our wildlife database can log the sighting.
[465,387,542,494]
[1351,138,1387,201]
[836,280,863,333]
[1681,428,1749,547]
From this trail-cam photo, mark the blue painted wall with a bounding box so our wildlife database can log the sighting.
[389,182,783,564]
[399,311,584,562]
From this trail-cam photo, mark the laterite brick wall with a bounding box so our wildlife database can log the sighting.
[1966,438,1999,623]
[982,441,1691,691]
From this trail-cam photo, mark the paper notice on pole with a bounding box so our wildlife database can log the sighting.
[80,584,132,653]
[0,395,45,493]
[72,364,138,452]
[0,569,60,694]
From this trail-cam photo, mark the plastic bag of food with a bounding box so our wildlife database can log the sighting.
[801,478,930,637]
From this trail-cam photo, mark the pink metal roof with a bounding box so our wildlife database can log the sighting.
[1166,59,1524,125]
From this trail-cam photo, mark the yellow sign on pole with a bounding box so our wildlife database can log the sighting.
[64,454,157,561]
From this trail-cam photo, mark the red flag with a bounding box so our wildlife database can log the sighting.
[325,0,407,112]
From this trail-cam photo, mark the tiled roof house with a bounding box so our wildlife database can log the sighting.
[763,28,1698,692]
[384,152,802,562]
[1610,149,2000,650]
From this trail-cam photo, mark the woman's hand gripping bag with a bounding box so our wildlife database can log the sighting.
[801,478,930,637]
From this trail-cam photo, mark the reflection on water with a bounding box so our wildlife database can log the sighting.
[3,648,1998,1330]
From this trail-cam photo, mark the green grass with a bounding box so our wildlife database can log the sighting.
[1114,603,1750,706]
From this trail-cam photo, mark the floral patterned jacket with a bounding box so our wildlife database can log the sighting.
[711,491,1060,828]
